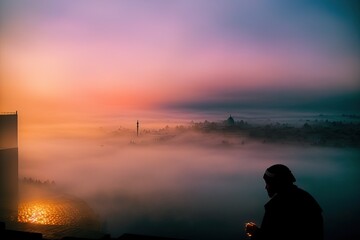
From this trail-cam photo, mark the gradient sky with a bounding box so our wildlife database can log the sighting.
[1,0,359,125]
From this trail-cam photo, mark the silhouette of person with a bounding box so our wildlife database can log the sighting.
[245,164,323,240]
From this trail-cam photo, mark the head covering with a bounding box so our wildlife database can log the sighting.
[263,164,296,184]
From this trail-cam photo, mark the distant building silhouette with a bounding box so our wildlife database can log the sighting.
[226,115,235,126]
[0,112,18,222]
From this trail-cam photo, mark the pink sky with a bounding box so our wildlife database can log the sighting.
[1,1,359,127]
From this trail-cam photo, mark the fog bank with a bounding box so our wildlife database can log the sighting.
[19,126,360,240]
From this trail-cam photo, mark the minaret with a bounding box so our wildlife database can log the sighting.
[0,111,19,221]
[137,120,139,137]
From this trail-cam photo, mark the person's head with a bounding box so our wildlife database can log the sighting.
[263,164,296,197]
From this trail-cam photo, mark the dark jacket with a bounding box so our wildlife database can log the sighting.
[254,185,323,240]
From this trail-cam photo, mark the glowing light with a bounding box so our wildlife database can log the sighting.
[245,222,257,237]
[18,200,81,225]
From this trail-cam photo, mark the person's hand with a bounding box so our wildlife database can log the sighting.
[245,222,258,237]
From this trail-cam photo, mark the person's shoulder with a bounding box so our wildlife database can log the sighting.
[293,186,322,211]
[293,186,315,199]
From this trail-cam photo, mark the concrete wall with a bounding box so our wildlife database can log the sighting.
[0,114,18,221]
[0,114,18,150]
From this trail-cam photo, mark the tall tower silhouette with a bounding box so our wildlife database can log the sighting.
[0,112,18,222]
[137,120,139,137]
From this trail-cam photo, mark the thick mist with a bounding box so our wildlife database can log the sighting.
[19,126,360,240]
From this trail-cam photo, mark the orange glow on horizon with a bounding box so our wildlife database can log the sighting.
[1,0,359,133]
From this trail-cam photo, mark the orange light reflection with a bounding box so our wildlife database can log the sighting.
[18,200,81,225]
